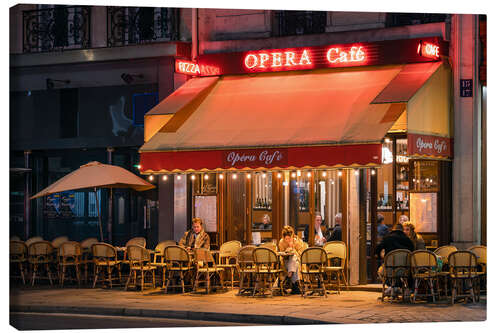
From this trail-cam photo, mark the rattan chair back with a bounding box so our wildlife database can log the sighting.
[10,240,28,262]
[164,245,191,269]
[25,236,43,247]
[91,243,117,261]
[155,240,176,254]
[434,245,458,265]
[195,248,217,270]
[449,251,478,278]
[126,237,146,248]
[51,236,69,249]
[253,247,279,273]
[80,238,99,249]
[10,235,21,241]
[28,241,54,263]
[237,245,256,271]
[220,240,241,264]
[410,250,438,277]
[323,241,347,268]
[467,245,486,266]
[300,247,327,273]
[384,249,411,279]
[58,241,82,257]
[127,245,150,262]
[260,242,278,252]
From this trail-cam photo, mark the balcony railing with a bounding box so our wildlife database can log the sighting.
[107,7,179,47]
[23,6,91,53]
[385,13,449,28]
[273,10,327,37]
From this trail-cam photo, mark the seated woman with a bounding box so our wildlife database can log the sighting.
[402,222,426,250]
[259,214,272,230]
[179,217,210,250]
[278,226,304,294]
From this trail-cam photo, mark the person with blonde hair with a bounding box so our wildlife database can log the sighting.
[179,217,210,250]
[402,221,426,250]
[278,225,304,294]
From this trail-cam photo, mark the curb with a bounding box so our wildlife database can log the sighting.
[10,305,335,325]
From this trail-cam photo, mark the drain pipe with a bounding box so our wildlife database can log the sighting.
[191,8,198,61]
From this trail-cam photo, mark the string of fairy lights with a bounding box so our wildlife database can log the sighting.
[137,166,379,184]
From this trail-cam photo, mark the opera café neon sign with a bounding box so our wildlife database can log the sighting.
[243,46,366,70]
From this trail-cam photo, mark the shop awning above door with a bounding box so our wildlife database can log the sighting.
[140,63,443,172]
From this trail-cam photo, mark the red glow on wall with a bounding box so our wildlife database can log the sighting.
[418,42,440,59]
[244,49,314,71]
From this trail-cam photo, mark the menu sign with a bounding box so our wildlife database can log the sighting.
[222,148,288,169]
[408,133,452,158]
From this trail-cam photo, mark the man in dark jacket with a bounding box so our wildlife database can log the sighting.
[376,223,414,257]
[376,223,414,294]
[327,213,342,242]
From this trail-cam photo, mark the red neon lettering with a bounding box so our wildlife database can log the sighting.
[420,42,440,59]
[327,46,365,64]
[244,54,258,69]
[298,50,312,65]
[284,52,297,66]
[258,53,269,68]
[271,53,282,67]
[176,61,201,75]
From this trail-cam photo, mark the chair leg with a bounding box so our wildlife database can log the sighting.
[46,264,53,285]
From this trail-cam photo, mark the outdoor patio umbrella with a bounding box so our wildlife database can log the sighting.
[30,161,155,242]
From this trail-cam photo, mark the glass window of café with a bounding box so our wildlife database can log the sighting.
[377,136,409,227]
[251,172,273,244]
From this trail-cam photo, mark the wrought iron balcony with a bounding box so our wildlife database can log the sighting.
[107,7,179,47]
[23,6,91,53]
[273,10,327,37]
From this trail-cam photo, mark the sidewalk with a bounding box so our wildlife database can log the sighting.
[10,286,486,326]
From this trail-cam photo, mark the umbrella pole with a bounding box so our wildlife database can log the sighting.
[94,187,104,242]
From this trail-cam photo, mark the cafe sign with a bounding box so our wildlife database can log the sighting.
[175,37,448,76]
[223,149,288,169]
[407,133,452,158]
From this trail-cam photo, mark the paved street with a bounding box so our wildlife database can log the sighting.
[10,312,252,330]
[9,285,486,328]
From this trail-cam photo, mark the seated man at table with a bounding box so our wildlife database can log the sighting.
[179,218,210,250]
[375,223,414,295]
[278,226,304,294]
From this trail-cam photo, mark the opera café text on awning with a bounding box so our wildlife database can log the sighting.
[140,37,453,284]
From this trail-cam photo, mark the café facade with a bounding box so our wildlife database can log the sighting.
[139,36,453,284]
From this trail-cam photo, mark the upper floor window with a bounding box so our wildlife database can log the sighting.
[107,7,179,47]
[23,5,91,53]
[385,13,449,28]
[273,10,327,37]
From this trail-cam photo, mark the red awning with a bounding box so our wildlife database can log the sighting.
[139,63,441,173]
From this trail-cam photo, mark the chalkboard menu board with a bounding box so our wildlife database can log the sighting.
[194,195,217,232]
[410,192,437,233]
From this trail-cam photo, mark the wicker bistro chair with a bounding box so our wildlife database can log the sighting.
[323,241,348,294]
[410,250,439,303]
[448,251,480,304]
[91,243,122,288]
[468,245,486,294]
[163,245,194,293]
[58,241,83,286]
[236,245,257,296]
[123,237,147,261]
[260,242,278,252]
[218,241,242,289]
[125,245,156,291]
[25,236,43,248]
[80,238,99,283]
[252,247,283,297]
[51,236,69,249]
[10,241,28,285]
[28,241,56,286]
[150,240,176,287]
[193,248,224,294]
[381,249,411,302]
[434,245,458,297]
[300,247,328,298]
[10,235,21,241]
